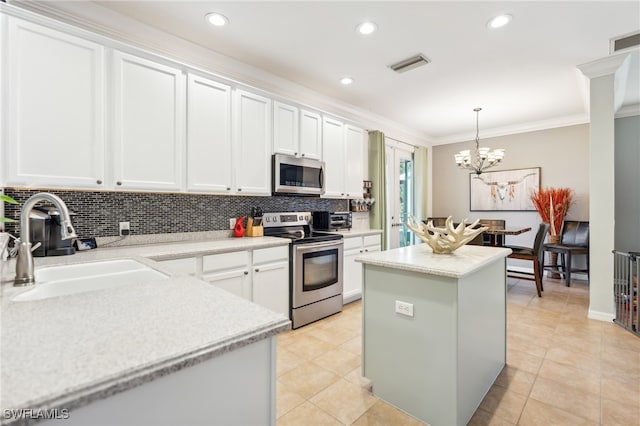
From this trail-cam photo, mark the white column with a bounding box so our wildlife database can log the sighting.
[577,53,631,321]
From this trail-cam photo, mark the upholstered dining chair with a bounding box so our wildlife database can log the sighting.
[543,221,589,286]
[505,223,550,297]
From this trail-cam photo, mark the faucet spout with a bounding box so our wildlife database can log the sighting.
[14,193,77,286]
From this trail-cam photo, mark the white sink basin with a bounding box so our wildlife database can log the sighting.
[11,259,170,302]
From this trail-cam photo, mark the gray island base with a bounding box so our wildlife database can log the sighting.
[356,244,512,426]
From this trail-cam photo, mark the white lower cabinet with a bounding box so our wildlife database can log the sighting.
[252,246,289,317]
[155,257,198,276]
[342,234,382,304]
[202,251,251,300]
[158,246,290,316]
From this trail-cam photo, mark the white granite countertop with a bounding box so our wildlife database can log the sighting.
[0,235,292,424]
[355,243,511,278]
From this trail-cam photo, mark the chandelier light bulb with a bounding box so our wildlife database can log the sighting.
[453,108,505,175]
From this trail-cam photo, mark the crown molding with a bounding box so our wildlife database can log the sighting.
[577,49,636,79]
[616,103,640,118]
[430,113,590,145]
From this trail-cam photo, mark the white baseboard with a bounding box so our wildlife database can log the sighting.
[588,309,615,322]
[343,291,362,305]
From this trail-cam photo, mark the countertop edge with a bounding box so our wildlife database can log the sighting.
[355,246,512,279]
[3,319,291,426]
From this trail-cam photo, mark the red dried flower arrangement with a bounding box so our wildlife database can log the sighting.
[530,187,574,236]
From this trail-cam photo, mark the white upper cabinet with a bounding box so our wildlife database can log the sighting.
[5,18,105,189]
[299,109,322,160]
[344,124,365,198]
[272,101,299,157]
[322,118,365,198]
[273,103,321,160]
[234,89,272,195]
[186,74,232,193]
[322,117,345,197]
[112,50,184,191]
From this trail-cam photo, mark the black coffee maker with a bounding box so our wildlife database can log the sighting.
[29,206,76,257]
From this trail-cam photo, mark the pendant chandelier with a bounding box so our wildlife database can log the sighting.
[454,108,505,175]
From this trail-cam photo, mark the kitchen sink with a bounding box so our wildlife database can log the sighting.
[11,259,170,302]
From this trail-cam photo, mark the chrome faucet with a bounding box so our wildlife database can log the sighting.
[14,193,77,286]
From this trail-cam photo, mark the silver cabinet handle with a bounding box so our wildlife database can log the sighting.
[238,188,242,192]
[227,187,231,191]
[243,271,248,275]
[96,180,102,184]
[255,268,259,272]
[116,181,122,186]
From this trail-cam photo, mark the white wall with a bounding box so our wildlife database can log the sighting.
[431,124,589,251]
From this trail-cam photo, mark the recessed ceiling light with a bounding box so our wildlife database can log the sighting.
[340,77,354,85]
[356,21,377,35]
[487,14,512,29]
[205,13,228,27]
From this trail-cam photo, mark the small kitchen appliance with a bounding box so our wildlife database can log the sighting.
[29,206,75,257]
[263,212,343,329]
[312,211,352,231]
[272,154,325,196]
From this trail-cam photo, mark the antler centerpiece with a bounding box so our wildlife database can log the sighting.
[406,216,488,254]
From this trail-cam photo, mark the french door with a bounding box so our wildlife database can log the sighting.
[386,143,415,249]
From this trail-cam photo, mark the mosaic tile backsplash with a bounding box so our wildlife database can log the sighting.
[2,189,348,239]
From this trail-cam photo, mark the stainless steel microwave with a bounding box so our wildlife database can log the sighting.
[272,154,325,196]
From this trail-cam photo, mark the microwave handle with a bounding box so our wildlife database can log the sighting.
[319,166,324,190]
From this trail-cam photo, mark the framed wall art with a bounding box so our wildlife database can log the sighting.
[470,167,541,211]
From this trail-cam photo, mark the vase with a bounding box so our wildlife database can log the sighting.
[548,234,561,279]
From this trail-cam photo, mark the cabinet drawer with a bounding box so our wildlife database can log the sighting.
[253,246,289,264]
[343,236,362,250]
[156,257,197,275]
[203,250,249,273]
[364,234,382,247]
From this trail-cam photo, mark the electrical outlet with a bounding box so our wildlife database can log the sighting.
[229,218,236,230]
[119,221,130,236]
[395,300,414,317]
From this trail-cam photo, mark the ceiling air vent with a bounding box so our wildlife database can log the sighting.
[388,54,431,73]
[611,31,640,53]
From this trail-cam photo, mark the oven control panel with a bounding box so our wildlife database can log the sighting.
[263,212,311,227]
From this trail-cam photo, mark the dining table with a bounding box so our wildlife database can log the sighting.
[482,226,532,247]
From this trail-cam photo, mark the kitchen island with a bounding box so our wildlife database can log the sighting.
[0,235,291,426]
[356,243,511,426]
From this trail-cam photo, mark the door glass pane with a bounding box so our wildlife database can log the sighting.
[303,249,338,290]
[399,158,414,247]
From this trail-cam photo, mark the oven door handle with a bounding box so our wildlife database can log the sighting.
[295,240,343,252]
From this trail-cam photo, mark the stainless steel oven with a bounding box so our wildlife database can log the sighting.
[263,212,343,329]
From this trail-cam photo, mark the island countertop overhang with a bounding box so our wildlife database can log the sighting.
[355,244,511,279]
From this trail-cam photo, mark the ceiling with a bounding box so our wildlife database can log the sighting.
[24,1,640,143]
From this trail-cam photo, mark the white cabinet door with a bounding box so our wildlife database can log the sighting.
[5,18,105,189]
[273,101,299,157]
[344,125,365,198]
[186,74,232,193]
[156,257,198,276]
[234,89,271,195]
[343,246,363,304]
[112,51,184,191]
[322,117,345,198]
[299,109,322,160]
[252,261,289,317]
[203,268,251,300]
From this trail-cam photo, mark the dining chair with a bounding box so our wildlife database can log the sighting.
[505,223,550,297]
[543,221,589,286]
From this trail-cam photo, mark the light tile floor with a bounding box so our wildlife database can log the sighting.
[276,277,640,425]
